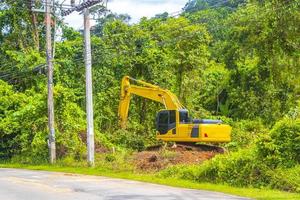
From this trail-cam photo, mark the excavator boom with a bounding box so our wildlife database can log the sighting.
[118,76,184,128]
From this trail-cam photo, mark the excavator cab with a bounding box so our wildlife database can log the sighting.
[156,109,191,134]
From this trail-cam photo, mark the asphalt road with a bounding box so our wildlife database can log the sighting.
[0,168,249,200]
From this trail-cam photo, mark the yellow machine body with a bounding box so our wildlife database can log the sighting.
[155,110,231,142]
[118,76,231,143]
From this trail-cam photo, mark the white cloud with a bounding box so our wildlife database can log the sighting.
[62,0,187,29]
[107,0,186,22]
[64,12,84,30]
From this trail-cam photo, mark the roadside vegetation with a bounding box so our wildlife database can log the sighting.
[1,0,299,197]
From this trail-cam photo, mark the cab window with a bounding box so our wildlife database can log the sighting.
[179,111,189,123]
[158,112,168,124]
[156,110,176,135]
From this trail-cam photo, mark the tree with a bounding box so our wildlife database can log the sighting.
[183,0,246,13]
[91,12,131,37]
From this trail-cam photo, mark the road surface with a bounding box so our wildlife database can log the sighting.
[0,168,249,200]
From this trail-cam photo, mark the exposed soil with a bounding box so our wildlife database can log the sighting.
[79,130,220,171]
[133,145,220,172]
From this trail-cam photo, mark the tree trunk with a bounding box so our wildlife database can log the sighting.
[27,0,40,50]
[177,61,185,104]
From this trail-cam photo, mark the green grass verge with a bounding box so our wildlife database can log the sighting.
[0,163,299,200]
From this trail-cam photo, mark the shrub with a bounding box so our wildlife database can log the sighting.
[160,148,300,192]
[0,81,48,160]
[110,129,145,151]
[161,149,268,187]
[0,82,87,161]
[256,118,300,168]
[105,154,117,162]
[269,165,300,192]
[226,119,267,150]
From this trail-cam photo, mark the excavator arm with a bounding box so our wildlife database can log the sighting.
[118,76,184,128]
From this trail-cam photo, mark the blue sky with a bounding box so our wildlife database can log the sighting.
[63,0,188,29]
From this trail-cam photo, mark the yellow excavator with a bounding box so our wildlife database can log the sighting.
[118,76,231,144]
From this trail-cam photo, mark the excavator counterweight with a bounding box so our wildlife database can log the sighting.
[118,76,231,143]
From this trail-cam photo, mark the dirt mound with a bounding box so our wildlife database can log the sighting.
[133,146,219,171]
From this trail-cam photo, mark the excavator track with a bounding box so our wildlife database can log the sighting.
[146,142,225,153]
[175,142,225,153]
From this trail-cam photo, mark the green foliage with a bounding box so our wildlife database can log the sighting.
[226,119,267,150]
[160,150,300,192]
[183,0,246,13]
[0,0,42,50]
[110,129,145,151]
[257,118,300,168]
[286,101,300,120]
[0,81,86,161]
[91,13,131,37]
[105,154,117,162]
[198,63,230,113]
[220,0,300,123]
[0,80,47,159]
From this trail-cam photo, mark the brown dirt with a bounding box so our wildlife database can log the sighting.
[133,145,219,172]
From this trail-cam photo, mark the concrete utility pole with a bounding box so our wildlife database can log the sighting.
[84,1,95,167]
[60,0,104,166]
[45,0,56,164]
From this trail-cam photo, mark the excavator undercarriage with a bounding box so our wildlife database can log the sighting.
[146,142,225,153]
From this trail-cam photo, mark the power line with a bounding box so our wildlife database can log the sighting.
[0,64,47,83]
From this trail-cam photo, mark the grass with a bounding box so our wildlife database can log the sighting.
[1,163,300,200]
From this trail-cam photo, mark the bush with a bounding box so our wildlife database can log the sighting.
[94,149,134,172]
[256,118,300,168]
[159,149,300,192]
[110,129,145,151]
[105,154,117,162]
[160,149,266,186]
[225,119,267,150]
[95,131,115,149]
[270,165,300,192]
[0,81,48,159]
[0,81,87,161]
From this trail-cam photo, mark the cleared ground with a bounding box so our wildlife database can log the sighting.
[0,168,249,200]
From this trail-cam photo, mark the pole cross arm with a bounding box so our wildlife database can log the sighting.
[61,0,103,16]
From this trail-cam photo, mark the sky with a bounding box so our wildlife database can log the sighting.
[63,0,188,29]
